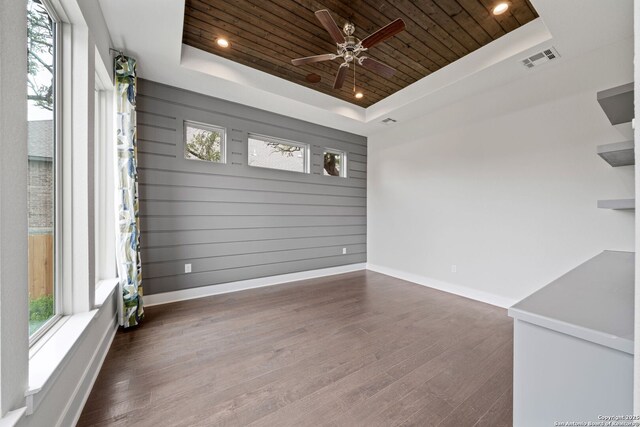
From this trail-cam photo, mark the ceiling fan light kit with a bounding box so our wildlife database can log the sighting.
[291,9,406,91]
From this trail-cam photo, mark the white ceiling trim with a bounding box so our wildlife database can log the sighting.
[365,18,551,125]
[180,45,367,122]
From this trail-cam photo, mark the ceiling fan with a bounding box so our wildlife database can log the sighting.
[291,10,406,90]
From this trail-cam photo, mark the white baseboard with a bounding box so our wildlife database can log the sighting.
[142,261,515,309]
[144,263,367,307]
[366,263,517,308]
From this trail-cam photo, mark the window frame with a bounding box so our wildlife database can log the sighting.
[94,70,116,292]
[247,133,310,174]
[183,120,227,164]
[28,0,63,346]
[323,148,347,178]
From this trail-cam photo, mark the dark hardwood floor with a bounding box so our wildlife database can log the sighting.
[78,270,513,427]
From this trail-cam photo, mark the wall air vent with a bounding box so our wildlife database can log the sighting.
[381,117,397,125]
[521,47,560,69]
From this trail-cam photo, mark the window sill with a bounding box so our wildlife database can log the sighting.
[25,279,118,415]
[0,407,27,427]
[96,278,119,306]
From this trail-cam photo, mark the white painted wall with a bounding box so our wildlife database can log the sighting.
[0,0,29,417]
[367,38,634,306]
[77,0,112,80]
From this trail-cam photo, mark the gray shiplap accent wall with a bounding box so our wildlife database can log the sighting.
[136,79,367,295]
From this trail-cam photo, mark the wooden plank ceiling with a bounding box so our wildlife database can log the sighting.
[183,0,539,108]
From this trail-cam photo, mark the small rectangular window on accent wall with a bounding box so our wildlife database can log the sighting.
[323,149,346,177]
[184,121,226,163]
[248,134,309,173]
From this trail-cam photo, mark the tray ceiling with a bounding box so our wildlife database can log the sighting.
[183,0,538,108]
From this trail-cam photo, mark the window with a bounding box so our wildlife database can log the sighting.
[323,149,347,177]
[184,121,226,163]
[94,80,116,289]
[248,134,309,173]
[27,0,58,337]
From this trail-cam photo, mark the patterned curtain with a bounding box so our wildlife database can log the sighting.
[115,55,144,328]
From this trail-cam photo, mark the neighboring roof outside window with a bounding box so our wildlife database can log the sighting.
[28,119,53,160]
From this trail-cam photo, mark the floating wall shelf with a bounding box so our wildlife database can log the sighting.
[597,140,635,167]
[597,82,634,125]
[597,198,635,210]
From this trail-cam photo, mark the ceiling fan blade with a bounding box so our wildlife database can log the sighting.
[333,64,348,89]
[360,57,396,78]
[315,9,346,44]
[291,54,336,66]
[360,18,406,49]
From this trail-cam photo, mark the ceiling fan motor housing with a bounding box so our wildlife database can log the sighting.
[339,34,363,65]
[342,36,359,52]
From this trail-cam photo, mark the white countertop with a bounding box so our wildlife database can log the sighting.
[508,250,634,354]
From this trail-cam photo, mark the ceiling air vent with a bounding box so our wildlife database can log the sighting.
[521,47,560,69]
[381,117,397,125]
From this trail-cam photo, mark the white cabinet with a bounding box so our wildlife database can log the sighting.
[509,251,634,426]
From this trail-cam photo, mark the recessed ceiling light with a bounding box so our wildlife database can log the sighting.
[492,2,509,15]
[355,92,364,99]
[216,38,229,48]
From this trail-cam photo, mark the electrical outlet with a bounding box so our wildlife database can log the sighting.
[451,265,457,273]
[185,263,192,273]
[342,247,347,255]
